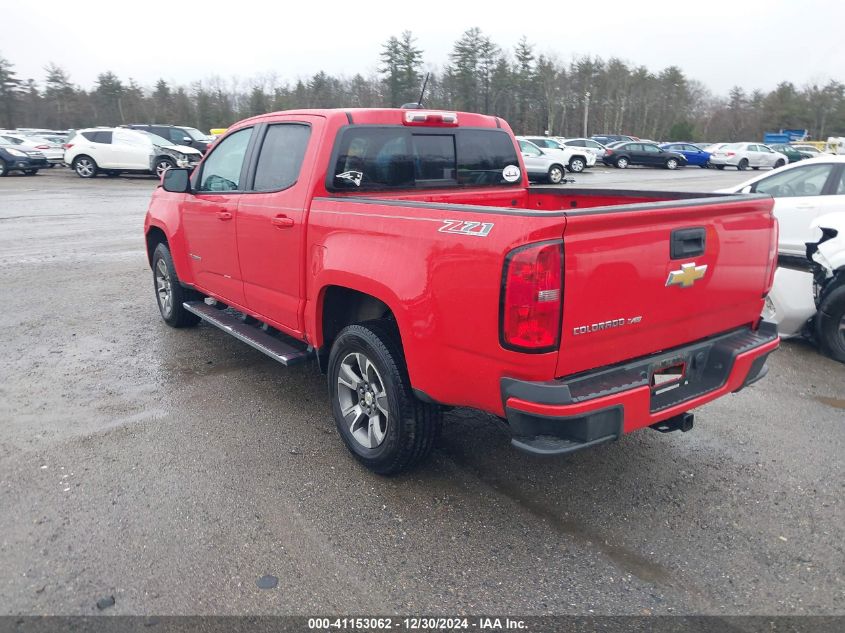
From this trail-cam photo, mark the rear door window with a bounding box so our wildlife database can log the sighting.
[251,124,311,191]
[89,131,112,144]
[330,126,521,190]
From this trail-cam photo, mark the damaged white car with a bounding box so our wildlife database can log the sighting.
[765,213,845,362]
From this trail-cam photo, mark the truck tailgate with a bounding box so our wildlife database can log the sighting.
[556,196,776,378]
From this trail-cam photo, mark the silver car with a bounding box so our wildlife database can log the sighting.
[556,137,607,163]
[517,139,567,183]
[709,142,789,171]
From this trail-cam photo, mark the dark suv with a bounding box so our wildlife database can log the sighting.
[125,124,213,154]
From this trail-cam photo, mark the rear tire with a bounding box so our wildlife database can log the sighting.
[665,158,679,170]
[737,158,749,171]
[24,169,38,176]
[715,165,725,170]
[328,320,441,475]
[72,155,98,178]
[151,242,201,328]
[547,164,564,184]
[816,283,845,363]
[615,157,629,169]
[774,159,786,168]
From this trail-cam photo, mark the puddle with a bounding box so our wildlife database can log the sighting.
[814,396,845,410]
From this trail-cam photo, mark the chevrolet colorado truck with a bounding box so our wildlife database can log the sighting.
[144,107,780,474]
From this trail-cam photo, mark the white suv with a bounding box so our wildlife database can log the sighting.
[64,128,202,178]
[517,136,596,173]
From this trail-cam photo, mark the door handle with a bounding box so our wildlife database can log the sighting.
[271,215,295,228]
[216,211,233,221]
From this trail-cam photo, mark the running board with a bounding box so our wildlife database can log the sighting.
[183,301,313,366]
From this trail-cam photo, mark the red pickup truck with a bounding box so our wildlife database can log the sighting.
[144,108,779,474]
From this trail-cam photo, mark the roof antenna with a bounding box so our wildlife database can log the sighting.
[401,72,430,109]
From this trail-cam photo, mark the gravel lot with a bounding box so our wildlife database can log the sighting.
[0,166,843,616]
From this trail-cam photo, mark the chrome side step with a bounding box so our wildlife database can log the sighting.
[183,301,314,366]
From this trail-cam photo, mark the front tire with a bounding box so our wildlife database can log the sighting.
[816,283,845,363]
[665,158,679,170]
[615,157,629,169]
[774,159,785,169]
[547,164,564,184]
[72,155,98,178]
[24,169,38,176]
[0,161,6,177]
[328,321,441,475]
[568,156,586,173]
[154,157,175,179]
[151,243,201,328]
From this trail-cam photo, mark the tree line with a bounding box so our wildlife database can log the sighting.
[1,29,844,142]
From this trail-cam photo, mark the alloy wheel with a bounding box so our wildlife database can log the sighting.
[336,352,389,449]
[155,258,173,317]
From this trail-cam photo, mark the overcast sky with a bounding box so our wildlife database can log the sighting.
[3,1,843,95]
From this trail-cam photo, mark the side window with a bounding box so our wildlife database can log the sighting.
[570,139,586,147]
[113,130,146,146]
[252,124,311,191]
[754,164,834,197]
[836,169,845,195]
[92,131,113,144]
[643,145,660,153]
[81,131,97,142]
[520,141,541,157]
[168,128,188,144]
[747,144,758,152]
[586,140,601,149]
[198,128,253,192]
[626,144,642,152]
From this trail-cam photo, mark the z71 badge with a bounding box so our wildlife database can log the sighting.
[438,220,494,237]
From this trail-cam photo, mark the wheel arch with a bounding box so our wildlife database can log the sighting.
[145,225,169,268]
[314,284,401,373]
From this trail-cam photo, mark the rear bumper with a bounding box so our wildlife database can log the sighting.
[501,321,779,456]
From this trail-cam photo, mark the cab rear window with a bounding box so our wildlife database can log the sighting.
[329,126,522,191]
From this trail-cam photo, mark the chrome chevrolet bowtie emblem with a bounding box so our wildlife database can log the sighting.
[666,262,708,288]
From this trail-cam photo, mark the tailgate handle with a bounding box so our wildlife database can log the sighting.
[671,227,706,259]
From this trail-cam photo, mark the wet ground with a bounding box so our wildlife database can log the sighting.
[0,167,842,615]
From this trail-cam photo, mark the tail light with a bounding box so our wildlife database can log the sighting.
[500,241,563,352]
[726,152,735,157]
[35,145,50,149]
[763,217,779,297]
[605,149,613,155]
[63,143,73,150]
[403,111,458,127]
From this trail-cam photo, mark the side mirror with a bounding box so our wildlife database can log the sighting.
[182,136,192,144]
[162,168,191,192]
[740,185,753,194]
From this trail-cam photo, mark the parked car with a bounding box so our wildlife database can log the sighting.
[517,138,568,183]
[791,144,825,157]
[592,134,637,145]
[715,156,845,257]
[0,136,47,176]
[602,141,687,169]
[762,212,845,362]
[518,136,595,173]
[145,106,778,474]
[659,142,711,168]
[769,143,806,163]
[0,133,64,166]
[125,124,214,154]
[65,128,203,179]
[555,137,607,163]
[709,142,788,171]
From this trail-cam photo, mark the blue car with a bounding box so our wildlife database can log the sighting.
[659,142,711,168]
